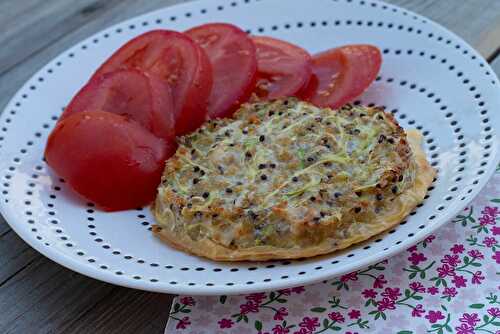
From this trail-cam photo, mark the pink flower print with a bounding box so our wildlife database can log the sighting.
[455,323,475,334]
[425,310,445,324]
[488,307,500,317]
[412,304,425,317]
[246,292,266,304]
[427,286,439,295]
[407,245,418,252]
[425,235,436,243]
[278,288,292,296]
[492,251,500,264]
[381,287,401,301]
[291,286,305,294]
[292,328,309,334]
[409,282,425,293]
[450,244,465,254]
[348,309,361,319]
[377,297,396,311]
[408,252,427,265]
[218,318,234,329]
[362,289,377,299]
[437,264,455,278]
[452,275,467,288]
[492,226,500,235]
[273,307,288,321]
[328,311,345,323]
[345,332,359,334]
[176,317,191,329]
[180,296,196,306]
[484,237,497,247]
[482,206,499,217]
[468,249,484,259]
[272,324,290,334]
[472,271,485,284]
[373,275,387,289]
[459,313,480,327]
[441,254,461,267]
[340,272,358,282]
[480,214,495,226]
[299,317,319,330]
[443,287,458,298]
[240,301,259,314]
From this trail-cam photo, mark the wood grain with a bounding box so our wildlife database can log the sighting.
[492,54,500,74]
[0,255,173,333]
[0,1,499,333]
[0,231,39,285]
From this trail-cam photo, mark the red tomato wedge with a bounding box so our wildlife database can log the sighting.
[296,73,319,100]
[45,111,176,211]
[61,69,175,141]
[92,30,213,135]
[186,23,257,119]
[252,36,312,99]
[301,44,381,109]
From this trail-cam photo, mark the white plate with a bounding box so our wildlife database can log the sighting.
[1,0,499,295]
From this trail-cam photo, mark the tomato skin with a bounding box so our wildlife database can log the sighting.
[296,73,319,100]
[45,111,176,211]
[92,30,213,135]
[186,23,257,119]
[252,36,312,100]
[61,69,175,141]
[303,44,381,109]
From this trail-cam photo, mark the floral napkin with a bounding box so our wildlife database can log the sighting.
[166,167,500,334]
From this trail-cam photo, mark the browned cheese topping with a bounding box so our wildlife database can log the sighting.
[154,98,417,249]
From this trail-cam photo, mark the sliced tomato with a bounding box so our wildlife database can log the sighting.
[186,23,257,119]
[61,69,175,140]
[252,36,312,99]
[92,30,212,135]
[296,73,319,100]
[301,45,381,109]
[45,111,176,211]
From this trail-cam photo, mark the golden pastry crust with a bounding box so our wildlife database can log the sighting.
[152,99,435,261]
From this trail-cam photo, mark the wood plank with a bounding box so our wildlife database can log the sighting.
[478,20,500,62]
[491,54,500,74]
[0,255,174,334]
[60,288,173,334]
[0,218,11,236]
[0,256,112,333]
[0,0,115,75]
[0,230,40,285]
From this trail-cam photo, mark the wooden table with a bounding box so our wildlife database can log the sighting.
[1,1,500,333]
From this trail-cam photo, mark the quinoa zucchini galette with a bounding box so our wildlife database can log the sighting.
[152,98,435,261]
